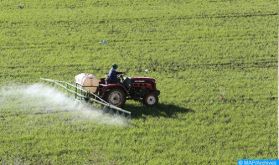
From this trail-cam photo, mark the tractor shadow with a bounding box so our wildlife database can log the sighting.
[124,103,194,119]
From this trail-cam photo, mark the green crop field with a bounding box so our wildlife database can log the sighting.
[0,0,278,164]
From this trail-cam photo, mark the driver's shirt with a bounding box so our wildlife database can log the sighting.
[107,68,118,83]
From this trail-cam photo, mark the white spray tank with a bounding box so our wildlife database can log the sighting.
[75,73,100,93]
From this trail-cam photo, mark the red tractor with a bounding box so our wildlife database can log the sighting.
[75,73,160,107]
[96,74,160,107]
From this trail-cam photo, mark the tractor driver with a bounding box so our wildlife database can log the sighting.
[107,64,124,84]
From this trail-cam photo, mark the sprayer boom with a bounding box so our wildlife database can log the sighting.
[40,78,131,119]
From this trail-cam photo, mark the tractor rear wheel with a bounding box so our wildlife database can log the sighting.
[105,89,126,107]
[143,93,158,106]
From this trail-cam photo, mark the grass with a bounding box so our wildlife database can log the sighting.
[0,0,278,164]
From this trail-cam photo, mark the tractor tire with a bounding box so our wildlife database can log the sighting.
[143,93,158,106]
[105,89,126,107]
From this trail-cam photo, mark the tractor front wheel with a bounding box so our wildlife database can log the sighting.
[143,93,158,106]
[105,89,126,107]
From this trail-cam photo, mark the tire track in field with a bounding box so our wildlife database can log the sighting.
[173,12,278,20]
[96,12,279,23]
[0,12,276,27]
[149,59,277,73]
[186,60,277,69]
